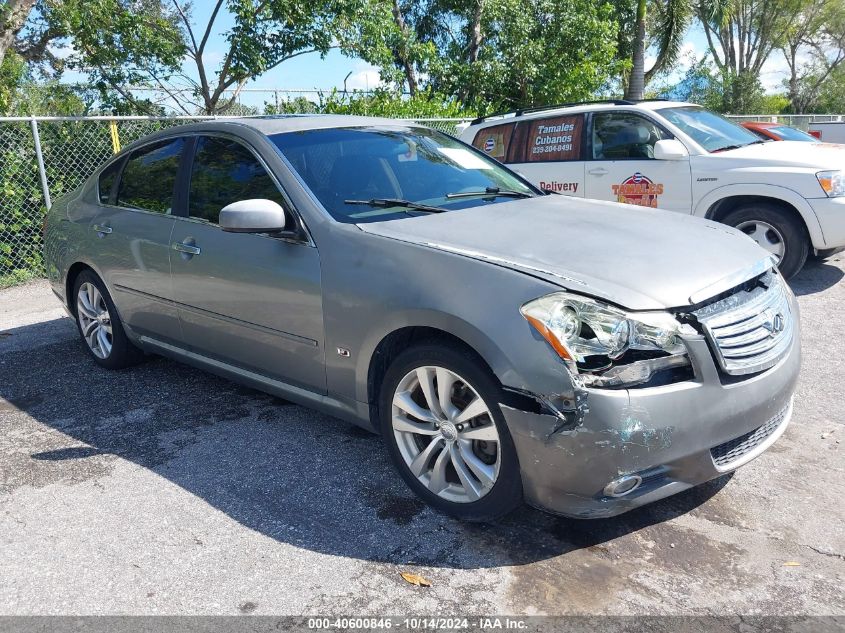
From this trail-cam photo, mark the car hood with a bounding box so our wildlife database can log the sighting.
[718,140,845,167]
[357,195,770,310]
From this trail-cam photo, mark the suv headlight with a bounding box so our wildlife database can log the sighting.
[817,170,845,197]
[520,292,693,388]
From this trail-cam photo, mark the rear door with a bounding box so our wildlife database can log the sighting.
[169,134,325,392]
[471,115,586,196]
[90,137,184,343]
[584,111,692,213]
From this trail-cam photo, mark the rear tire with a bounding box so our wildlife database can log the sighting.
[721,204,809,279]
[379,343,523,522]
[72,270,144,369]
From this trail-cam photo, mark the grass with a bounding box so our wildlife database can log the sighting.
[0,269,41,289]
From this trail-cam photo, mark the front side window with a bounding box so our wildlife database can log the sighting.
[592,112,668,160]
[270,126,537,224]
[98,160,120,205]
[657,106,760,152]
[189,136,284,224]
[117,138,184,213]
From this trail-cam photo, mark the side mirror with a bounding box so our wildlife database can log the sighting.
[653,139,689,161]
[219,199,287,233]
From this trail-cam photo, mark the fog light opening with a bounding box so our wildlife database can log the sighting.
[604,474,642,498]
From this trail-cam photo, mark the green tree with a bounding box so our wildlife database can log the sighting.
[698,0,799,112]
[0,0,37,69]
[780,0,845,113]
[614,0,695,100]
[320,87,468,116]
[813,63,845,112]
[47,0,368,114]
[362,0,623,113]
[336,0,435,95]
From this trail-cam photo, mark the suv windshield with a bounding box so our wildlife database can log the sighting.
[270,126,537,223]
[658,106,761,153]
[767,125,818,142]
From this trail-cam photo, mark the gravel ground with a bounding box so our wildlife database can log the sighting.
[0,259,843,616]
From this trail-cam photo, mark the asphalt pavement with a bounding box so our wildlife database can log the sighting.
[1,259,843,615]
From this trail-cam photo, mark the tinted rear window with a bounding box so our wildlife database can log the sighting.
[97,160,121,205]
[117,138,184,213]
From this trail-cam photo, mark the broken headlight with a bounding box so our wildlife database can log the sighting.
[520,292,694,388]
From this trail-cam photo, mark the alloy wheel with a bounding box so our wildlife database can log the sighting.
[736,220,786,262]
[391,366,501,503]
[76,282,113,359]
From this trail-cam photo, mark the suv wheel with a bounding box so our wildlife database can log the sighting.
[73,270,144,369]
[722,203,809,279]
[379,343,523,522]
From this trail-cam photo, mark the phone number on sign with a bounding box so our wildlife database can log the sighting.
[308,618,472,630]
[532,143,573,154]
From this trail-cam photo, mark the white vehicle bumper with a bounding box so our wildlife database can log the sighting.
[808,196,845,248]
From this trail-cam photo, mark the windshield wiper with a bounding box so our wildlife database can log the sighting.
[713,140,766,153]
[445,186,533,200]
[344,198,446,214]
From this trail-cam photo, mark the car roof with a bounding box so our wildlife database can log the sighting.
[111,115,431,159]
[226,114,413,134]
[467,100,695,128]
[130,115,421,145]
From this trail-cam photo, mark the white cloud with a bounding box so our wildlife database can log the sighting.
[343,63,386,91]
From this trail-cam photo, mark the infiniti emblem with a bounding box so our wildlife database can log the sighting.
[762,310,785,336]
[439,421,458,442]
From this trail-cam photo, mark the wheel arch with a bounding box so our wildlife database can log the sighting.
[64,261,122,324]
[366,326,496,416]
[695,185,825,248]
[65,261,96,316]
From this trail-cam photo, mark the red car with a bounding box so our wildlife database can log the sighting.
[740,121,819,142]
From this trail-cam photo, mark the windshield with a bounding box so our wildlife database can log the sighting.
[768,125,818,142]
[658,106,761,152]
[269,127,537,223]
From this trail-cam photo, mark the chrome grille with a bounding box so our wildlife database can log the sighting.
[693,270,794,376]
[710,402,791,469]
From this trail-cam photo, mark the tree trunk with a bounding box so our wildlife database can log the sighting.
[467,0,484,64]
[0,0,37,68]
[624,0,647,100]
[391,0,418,96]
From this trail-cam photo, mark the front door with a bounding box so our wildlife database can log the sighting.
[584,111,692,213]
[169,135,325,392]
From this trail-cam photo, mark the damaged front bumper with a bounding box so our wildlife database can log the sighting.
[500,329,801,519]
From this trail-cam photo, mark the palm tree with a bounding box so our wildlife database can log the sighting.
[623,0,695,100]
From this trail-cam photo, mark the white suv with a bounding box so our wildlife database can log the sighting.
[460,100,845,277]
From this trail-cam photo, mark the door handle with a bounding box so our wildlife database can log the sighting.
[588,167,608,176]
[92,224,112,235]
[172,242,201,256]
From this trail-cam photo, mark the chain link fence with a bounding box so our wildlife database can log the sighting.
[3,111,845,285]
[0,115,470,285]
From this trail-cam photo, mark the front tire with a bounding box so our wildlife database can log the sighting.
[721,204,809,279]
[379,343,523,522]
[72,270,144,369]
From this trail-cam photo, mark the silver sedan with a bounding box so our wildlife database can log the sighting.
[43,116,800,520]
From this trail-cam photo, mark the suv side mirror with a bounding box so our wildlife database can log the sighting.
[219,199,287,233]
[654,139,689,161]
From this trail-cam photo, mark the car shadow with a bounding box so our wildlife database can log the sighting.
[790,259,844,296]
[1,317,732,570]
